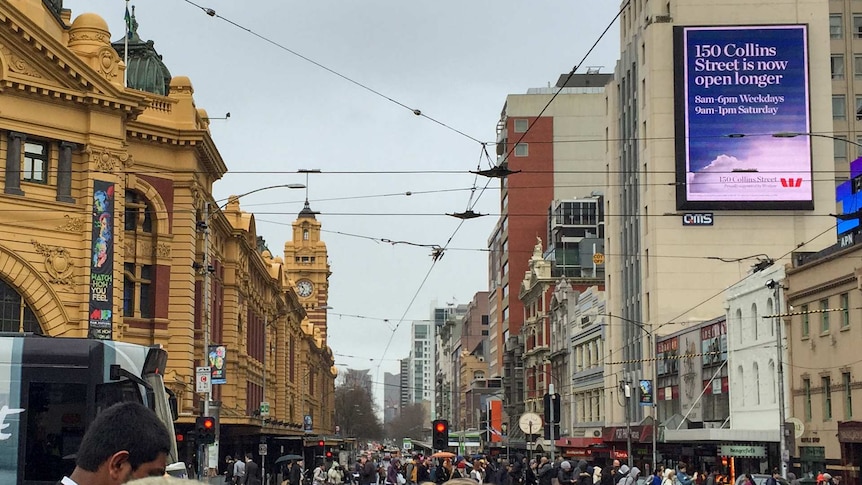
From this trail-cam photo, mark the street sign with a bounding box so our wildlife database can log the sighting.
[593,253,605,265]
[260,401,270,417]
[259,443,268,456]
[195,366,211,393]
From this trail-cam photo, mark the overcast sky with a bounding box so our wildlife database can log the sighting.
[64,0,621,406]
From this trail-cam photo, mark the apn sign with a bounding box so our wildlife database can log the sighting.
[682,213,714,226]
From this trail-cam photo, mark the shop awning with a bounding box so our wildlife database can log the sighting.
[663,428,778,442]
[555,437,603,448]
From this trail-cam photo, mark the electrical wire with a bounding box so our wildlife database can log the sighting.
[180,0,483,144]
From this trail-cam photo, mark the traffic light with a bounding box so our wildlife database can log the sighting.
[543,393,561,424]
[325,447,334,459]
[432,419,449,450]
[196,416,216,445]
[316,440,325,457]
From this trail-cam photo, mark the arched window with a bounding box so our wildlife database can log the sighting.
[751,303,759,340]
[738,365,745,407]
[0,278,43,334]
[303,229,309,240]
[735,308,743,344]
[766,298,775,336]
[769,360,777,403]
[754,362,761,405]
[473,371,485,380]
[123,190,156,319]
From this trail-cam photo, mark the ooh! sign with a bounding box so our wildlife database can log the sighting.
[682,213,714,226]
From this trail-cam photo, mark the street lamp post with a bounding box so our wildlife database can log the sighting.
[600,313,658,474]
[199,182,304,476]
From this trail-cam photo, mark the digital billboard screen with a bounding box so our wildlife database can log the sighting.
[836,157,862,236]
[674,25,812,210]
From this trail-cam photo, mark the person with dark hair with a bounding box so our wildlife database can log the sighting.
[59,401,171,485]
[244,453,261,485]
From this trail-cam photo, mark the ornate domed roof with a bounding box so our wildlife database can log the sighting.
[111,7,172,96]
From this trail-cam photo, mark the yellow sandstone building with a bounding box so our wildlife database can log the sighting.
[0,0,335,470]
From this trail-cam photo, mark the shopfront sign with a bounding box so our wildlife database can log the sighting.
[800,446,825,461]
[838,427,862,443]
[718,445,766,458]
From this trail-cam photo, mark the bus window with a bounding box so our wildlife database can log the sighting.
[95,380,142,415]
[24,382,86,482]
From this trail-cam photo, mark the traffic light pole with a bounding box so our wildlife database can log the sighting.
[549,384,555,463]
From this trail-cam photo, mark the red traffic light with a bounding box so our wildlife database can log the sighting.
[434,422,447,433]
[202,417,215,429]
[326,451,333,458]
[318,440,325,447]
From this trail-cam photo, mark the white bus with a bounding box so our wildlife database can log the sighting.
[0,334,184,484]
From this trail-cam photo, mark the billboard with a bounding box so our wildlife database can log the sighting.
[89,180,114,340]
[674,25,812,210]
[836,157,862,236]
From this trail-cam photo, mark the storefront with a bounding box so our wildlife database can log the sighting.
[664,428,777,476]
[838,421,862,485]
[600,425,655,468]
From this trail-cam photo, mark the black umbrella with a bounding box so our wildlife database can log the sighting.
[275,454,304,465]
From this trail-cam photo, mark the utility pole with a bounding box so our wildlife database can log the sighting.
[549,383,555,462]
[651,332,658,476]
[201,202,212,479]
[773,283,788,479]
[623,380,632,468]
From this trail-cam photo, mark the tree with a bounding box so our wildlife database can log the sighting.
[334,369,383,440]
[385,403,427,441]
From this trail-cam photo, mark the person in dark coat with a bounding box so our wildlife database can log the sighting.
[558,461,576,485]
[600,466,615,485]
[576,461,592,485]
[290,460,305,485]
[244,453,261,485]
[537,458,554,485]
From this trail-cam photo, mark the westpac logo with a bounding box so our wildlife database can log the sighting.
[780,178,803,188]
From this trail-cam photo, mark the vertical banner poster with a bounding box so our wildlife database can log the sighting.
[639,379,654,406]
[89,180,114,340]
[209,345,227,384]
[304,414,313,433]
[674,25,812,210]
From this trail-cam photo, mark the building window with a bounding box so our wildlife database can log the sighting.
[844,372,853,420]
[832,55,845,80]
[125,191,153,232]
[842,293,850,329]
[513,119,529,133]
[831,14,844,39]
[0,278,42,333]
[23,141,49,184]
[754,362,761,405]
[856,55,862,79]
[123,263,154,318]
[751,303,759,340]
[514,143,528,157]
[854,14,862,38]
[804,378,812,421]
[820,299,830,333]
[303,229,309,240]
[836,137,849,165]
[123,190,157,320]
[801,304,810,337]
[824,376,833,421]
[834,95,847,120]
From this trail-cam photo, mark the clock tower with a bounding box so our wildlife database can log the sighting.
[284,200,331,333]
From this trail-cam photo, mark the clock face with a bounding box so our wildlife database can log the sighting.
[518,412,543,435]
[296,279,314,298]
